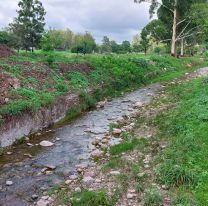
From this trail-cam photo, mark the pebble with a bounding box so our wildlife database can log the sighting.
[39,141,54,147]
[27,143,34,147]
[75,187,82,193]
[69,174,78,180]
[112,128,122,135]
[127,193,135,199]
[36,199,49,206]
[6,181,13,186]
[32,194,38,200]
[83,176,94,185]
[65,180,72,185]
[91,149,104,158]
[110,171,121,175]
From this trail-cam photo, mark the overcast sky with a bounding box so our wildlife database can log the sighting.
[0,0,151,43]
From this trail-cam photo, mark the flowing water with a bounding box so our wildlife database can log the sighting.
[0,83,162,206]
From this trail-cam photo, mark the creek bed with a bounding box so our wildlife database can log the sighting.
[0,83,162,206]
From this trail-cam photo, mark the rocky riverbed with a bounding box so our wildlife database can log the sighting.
[0,83,163,206]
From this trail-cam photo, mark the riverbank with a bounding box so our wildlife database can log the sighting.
[0,52,206,147]
[49,67,208,206]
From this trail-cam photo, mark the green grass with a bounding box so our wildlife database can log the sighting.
[154,77,208,205]
[109,137,141,156]
[0,51,205,124]
[71,190,111,206]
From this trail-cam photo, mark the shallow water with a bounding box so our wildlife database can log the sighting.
[0,83,162,206]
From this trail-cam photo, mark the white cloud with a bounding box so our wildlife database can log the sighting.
[0,0,151,43]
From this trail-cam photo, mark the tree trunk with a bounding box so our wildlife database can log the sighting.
[180,38,184,57]
[171,0,177,57]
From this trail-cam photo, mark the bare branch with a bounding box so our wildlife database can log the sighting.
[176,21,191,40]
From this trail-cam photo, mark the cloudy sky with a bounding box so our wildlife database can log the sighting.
[0,0,151,43]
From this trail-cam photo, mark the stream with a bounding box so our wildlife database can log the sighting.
[0,83,162,206]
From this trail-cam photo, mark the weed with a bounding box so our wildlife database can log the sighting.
[71,190,111,206]
[144,187,163,206]
[172,193,198,206]
[156,163,198,187]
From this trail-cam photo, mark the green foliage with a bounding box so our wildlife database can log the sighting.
[110,138,140,156]
[66,106,81,119]
[79,92,96,110]
[9,0,46,51]
[68,72,89,89]
[144,187,163,206]
[71,190,111,206]
[156,163,198,187]
[172,194,198,206]
[154,78,208,204]
[0,31,11,44]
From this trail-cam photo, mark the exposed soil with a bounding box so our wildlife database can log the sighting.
[0,44,15,59]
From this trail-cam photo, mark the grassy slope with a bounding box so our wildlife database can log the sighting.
[154,77,208,206]
[0,51,205,125]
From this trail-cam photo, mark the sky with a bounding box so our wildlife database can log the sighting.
[0,0,151,43]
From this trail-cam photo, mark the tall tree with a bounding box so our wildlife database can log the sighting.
[10,0,46,52]
[135,0,207,56]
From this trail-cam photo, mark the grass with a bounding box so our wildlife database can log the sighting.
[109,137,141,156]
[0,51,205,124]
[153,77,208,205]
[144,187,163,206]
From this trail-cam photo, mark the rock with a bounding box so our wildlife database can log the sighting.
[83,176,94,185]
[127,193,135,199]
[84,171,96,178]
[110,171,120,176]
[112,128,122,136]
[133,101,143,108]
[44,165,56,170]
[24,153,33,158]
[41,196,49,200]
[6,181,13,186]
[39,141,54,147]
[95,179,102,183]
[101,138,108,144]
[27,143,34,147]
[91,149,104,158]
[75,187,82,193]
[32,194,38,200]
[36,199,49,206]
[96,101,106,109]
[65,180,72,185]
[69,174,78,180]
[76,163,88,170]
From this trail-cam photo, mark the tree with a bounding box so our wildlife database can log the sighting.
[110,40,121,53]
[121,41,131,53]
[140,28,150,55]
[71,32,96,54]
[10,0,46,52]
[101,36,112,53]
[135,0,208,57]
